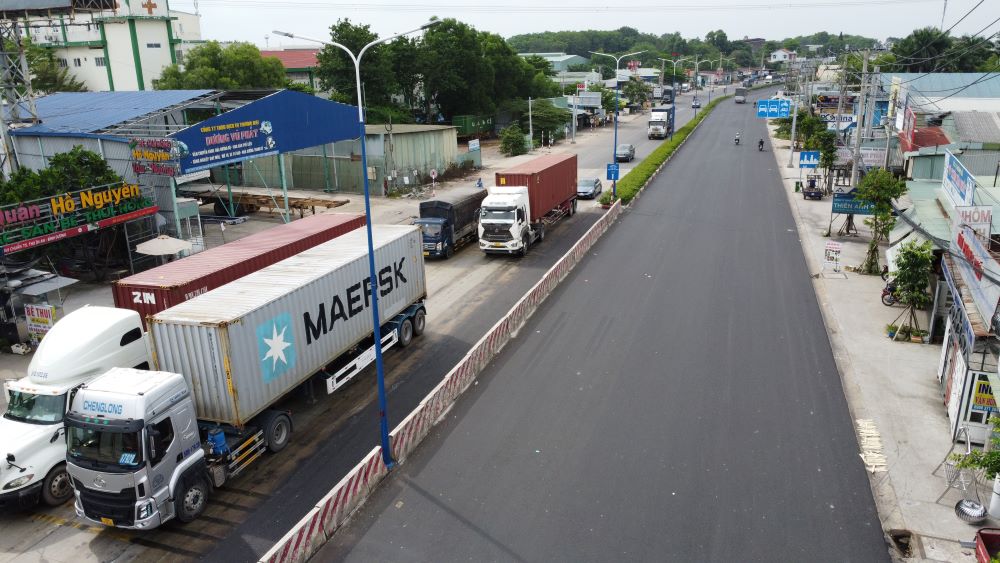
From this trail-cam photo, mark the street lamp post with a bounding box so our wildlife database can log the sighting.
[694,59,713,116]
[274,21,439,469]
[589,49,646,200]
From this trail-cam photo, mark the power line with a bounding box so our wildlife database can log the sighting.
[173,0,939,12]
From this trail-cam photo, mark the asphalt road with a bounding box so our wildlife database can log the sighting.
[318,94,889,561]
[198,107,705,561]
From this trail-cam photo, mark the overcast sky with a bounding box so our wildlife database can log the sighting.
[170,0,999,50]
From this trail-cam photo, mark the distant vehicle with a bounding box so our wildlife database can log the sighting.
[681,83,691,93]
[661,86,674,104]
[735,87,748,104]
[615,143,636,162]
[647,106,672,139]
[691,98,702,109]
[577,178,603,199]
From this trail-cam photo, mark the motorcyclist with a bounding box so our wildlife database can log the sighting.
[734,131,741,145]
[758,138,764,150]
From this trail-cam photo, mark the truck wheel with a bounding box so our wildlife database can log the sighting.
[444,244,453,259]
[412,309,426,336]
[175,476,209,523]
[41,463,73,506]
[538,225,545,243]
[397,318,414,348]
[519,235,529,257]
[263,412,292,453]
[570,199,577,216]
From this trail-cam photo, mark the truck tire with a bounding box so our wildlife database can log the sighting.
[397,318,414,348]
[519,234,529,257]
[41,463,73,506]
[263,412,292,453]
[538,225,545,243]
[444,244,453,259]
[570,199,577,216]
[174,475,209,523]
[412,308,426,336]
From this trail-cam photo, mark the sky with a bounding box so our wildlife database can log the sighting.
[169,0,1000,50]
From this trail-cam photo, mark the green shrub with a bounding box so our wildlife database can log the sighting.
[499,124,527,156]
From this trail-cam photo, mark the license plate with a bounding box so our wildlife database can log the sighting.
[423,252,429,256]
[101,517,115,526]
[491,243,504,248]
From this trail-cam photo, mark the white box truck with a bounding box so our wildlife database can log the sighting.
[64,225,428,530]
[0,307,150,509]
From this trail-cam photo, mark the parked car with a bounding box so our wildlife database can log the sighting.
[577,178,603,199]
[691,97,702,109]
[615,143,636,162]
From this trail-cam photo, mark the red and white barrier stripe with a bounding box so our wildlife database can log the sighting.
[261,201,623,563]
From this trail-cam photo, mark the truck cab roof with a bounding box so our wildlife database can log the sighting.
[71,368,187,423]
[8,307,146,396]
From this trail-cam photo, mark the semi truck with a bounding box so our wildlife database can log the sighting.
[63,225,427,530]
[735,87,749,104]
[0,307,151,509]
[478,154,577,257]
[114,212,365,326]
[414,188,488,259]
[647,106,673,139]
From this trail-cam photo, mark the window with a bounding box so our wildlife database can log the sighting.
[72,58,81,67]
[95,56,106,67]
[175,50,183,62]
[148,418,174,466]
[57,58,68,68]
[120,327,141,346]
[146,42,161,49]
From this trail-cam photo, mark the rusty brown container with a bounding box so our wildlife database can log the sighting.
[495,153,577,222]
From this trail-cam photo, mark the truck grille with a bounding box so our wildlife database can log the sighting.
[74,478,136,526]
[481,224,512,242]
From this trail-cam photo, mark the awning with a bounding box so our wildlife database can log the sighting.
[15,275,78,296]
[885,230,930,273]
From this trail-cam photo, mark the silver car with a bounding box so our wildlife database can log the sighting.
[577,178,603,199]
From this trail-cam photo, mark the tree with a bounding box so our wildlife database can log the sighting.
[499,124,527,156]
[854,169,907,274]
[418,18,495,119]
[566,62,592,72]
[890,239,934,335]
[315,19,396,106]
[0,146,119,205]
[891,27,953,72]
[943,35,995,72]
[156,41,286,90]
[522,55,556,77]
[518,99,570,144]
[621,77,648,106]
[28,48,87,93]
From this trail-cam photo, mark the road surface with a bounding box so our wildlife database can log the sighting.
[318,93,889,561]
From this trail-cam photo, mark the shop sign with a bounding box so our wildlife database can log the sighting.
[951,224,1000,322]
[129,138,181,176]
[954,205,992,243]
[0,184,158,255]
[942,150,976,207]
[835,147,885,166]
[943,258,976,356]
[24,304,55,343]
[832,191,876,215]
[823,241,842,271]
[971,371,998,413]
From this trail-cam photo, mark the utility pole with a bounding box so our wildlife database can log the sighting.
[940,0,948,31]
[787,62,801,168]
[851,50,869,189]
[571,90,577,144]
[528,97,534,150]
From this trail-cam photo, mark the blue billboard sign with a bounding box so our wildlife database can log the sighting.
[832,191,875,215]
[799,151,820,169]
[756,99,791,119]
[172,90,360,174]
[606,163,619,181]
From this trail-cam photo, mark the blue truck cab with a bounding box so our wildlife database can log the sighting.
[414,188,488,259]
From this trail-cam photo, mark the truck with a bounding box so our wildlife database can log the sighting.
[0,307,151,509]
[114,212,365,326]
[647,106,673,139]
[479,154,577,257]
[414,188,488,259]
[64,225,427,530]
[735,87,749,104]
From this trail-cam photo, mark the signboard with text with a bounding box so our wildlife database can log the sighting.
[972,371,998,414]
[0,184,158,255]
[955,205,993,244]
[24,304,55,343]
[836,147,886,167]
[942,150,976,207]
[951,224,1000,322]
[832,191,875,215]
[129,138,180,177]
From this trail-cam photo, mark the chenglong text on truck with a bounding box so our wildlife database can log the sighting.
[65,226,427,529]
[479,154,578,257]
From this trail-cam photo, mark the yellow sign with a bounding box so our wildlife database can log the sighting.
[973,379,997,413]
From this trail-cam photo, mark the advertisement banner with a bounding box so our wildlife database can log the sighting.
[942,150,977,207]
[832,191,876,215]
[24,304,56,343]
[835,147,886,167]
[951,224,1000,322]
[971,371,998,414]
[129,138,180,177]
[0,184,158,255]
[954,205,993,244]
[172,90,360,174]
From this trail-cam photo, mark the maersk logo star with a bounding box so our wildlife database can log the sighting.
[256,313,296,383]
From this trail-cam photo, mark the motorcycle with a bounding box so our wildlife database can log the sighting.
[758,141,764,151]
[881,268,900,306]
[734,136,740,145]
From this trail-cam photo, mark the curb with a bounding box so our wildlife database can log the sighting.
[260,200,625,563]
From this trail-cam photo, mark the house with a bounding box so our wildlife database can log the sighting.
[260,48,320,91]
[518,52,589,73]
[770,49,797,63]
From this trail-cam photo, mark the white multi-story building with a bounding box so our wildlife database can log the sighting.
[24,1,202,91]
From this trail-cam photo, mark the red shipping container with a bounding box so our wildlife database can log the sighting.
[113,213,365,325]
[495,154,577,223]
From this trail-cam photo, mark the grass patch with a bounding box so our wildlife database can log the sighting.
[599,95,732,206]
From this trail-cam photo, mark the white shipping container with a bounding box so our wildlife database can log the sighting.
[149,225,426,426]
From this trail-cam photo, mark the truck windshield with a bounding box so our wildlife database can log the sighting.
[420,224,442,237]
[3,390,65,425]
[649,120,666,127]
[67,426,144,469]
[481,208,514,222]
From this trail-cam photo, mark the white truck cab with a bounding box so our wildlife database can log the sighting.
[478,186,539,256]
[66,368,202,529]
[0,307,150,509]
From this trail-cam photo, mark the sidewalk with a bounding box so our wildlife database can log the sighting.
[766,125,980,562]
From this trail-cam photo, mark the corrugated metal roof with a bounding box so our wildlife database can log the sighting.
[12,90,214,138]
[884,73,1000,99]
[0,0,116,16]
[952,111,1000,143]
[260,49,319,69]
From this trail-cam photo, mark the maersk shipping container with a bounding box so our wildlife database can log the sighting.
[114,213,366,325]
[149,225,426,427]
[495,154,577,222]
